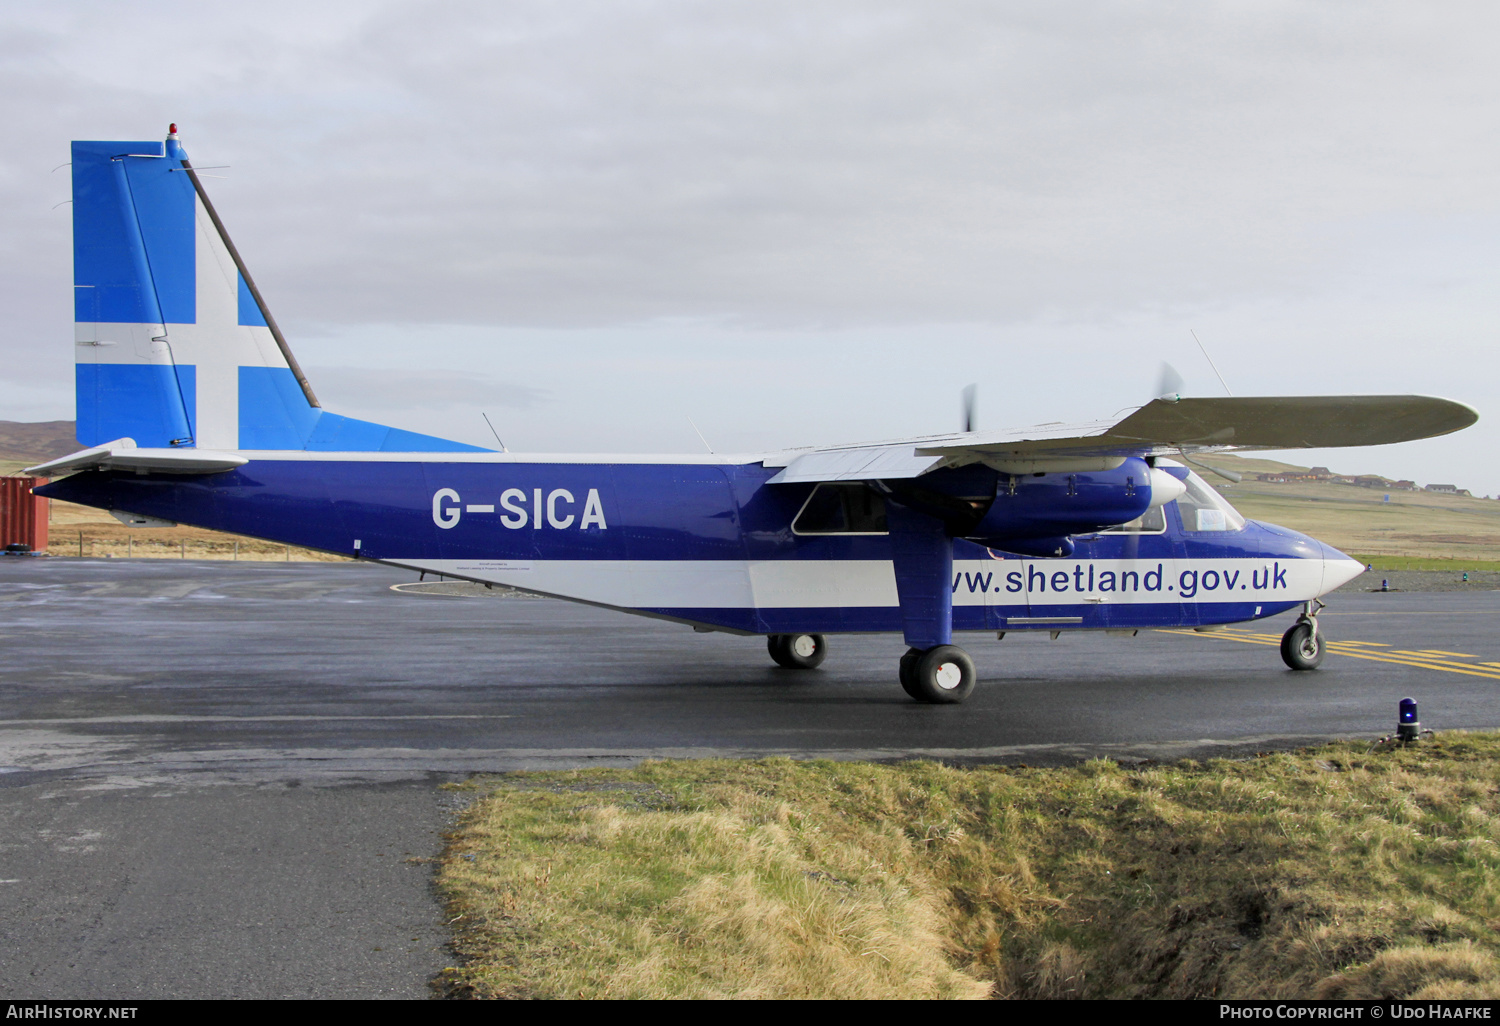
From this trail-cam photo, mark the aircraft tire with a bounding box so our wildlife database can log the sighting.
[767,634,789,666]
[899,648,922,698]
[906,645,976,704]
[769,633,826,670]
[1280,623,1324,670]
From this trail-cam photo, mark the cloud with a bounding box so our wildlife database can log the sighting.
[0,2,1495,489]
[6,1,1500,332]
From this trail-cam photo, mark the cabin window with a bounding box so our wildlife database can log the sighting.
[792,483,889,535]
[1099,505,1167,534]
[1175,471,1246,532]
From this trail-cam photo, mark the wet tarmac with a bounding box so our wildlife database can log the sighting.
[1,558,1496,997]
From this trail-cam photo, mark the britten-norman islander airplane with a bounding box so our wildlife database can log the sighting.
[30,127,1479,704]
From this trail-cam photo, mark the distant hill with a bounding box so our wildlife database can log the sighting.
[1192,453,1500,562]
[1195,453,1484,497]
[0,420,78,464]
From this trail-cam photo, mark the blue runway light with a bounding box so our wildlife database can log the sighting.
[1398,697,1420,743]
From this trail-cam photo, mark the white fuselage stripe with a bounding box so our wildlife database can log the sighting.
[385,557,1345,609]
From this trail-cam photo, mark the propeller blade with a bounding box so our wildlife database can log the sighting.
[962,384,977,433]
[1156,362,1184,402]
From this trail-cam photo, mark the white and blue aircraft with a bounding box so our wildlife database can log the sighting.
[30,127,1479,703]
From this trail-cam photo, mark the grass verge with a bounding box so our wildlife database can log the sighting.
[436,734,1500,999]
[1350,554,1500,572]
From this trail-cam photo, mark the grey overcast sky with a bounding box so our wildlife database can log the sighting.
[2,1,1496,492]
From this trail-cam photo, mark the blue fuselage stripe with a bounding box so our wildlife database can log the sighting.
[37,457,1327,634]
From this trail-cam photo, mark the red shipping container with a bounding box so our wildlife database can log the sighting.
[0,477,49,553]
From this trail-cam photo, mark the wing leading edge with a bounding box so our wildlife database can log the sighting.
[765,395,1477,484]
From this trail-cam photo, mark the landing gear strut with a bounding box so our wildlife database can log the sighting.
[1280,600,1325,670]
[899,645,976,703]
[768,633,826,670]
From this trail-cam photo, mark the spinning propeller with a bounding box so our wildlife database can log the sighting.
[1156,361,1185,402]
[1156,362,1241,483]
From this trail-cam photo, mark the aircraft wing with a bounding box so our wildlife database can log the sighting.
[25,439,249,477]
[765,395,1477,483]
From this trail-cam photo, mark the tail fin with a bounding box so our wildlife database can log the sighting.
[71,126,486,453]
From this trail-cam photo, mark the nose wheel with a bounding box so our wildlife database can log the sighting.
[899,645,976,703]
[768,633,826,669]
[1280,600,1326,670]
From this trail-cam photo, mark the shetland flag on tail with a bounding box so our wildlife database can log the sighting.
[70,125,485,454]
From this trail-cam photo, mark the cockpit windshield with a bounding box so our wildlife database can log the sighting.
[1175,470,1246,532]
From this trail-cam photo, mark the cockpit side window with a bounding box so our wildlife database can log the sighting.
[1099,505,1167,534]
[1175,471,1246,532]
[791,483,889,535]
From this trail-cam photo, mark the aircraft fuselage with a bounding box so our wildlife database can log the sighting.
[39,453,1359,636]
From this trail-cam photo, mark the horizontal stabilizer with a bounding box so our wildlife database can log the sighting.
[25,439,248,477]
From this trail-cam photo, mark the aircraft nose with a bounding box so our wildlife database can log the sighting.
[1319,540,1365,594]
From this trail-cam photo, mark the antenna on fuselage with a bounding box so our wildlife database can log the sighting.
[1167,340,1241,482]
[961,384,978,433]
[687,416,714,454]
[481,412,508,453]
[1190,330,1233,396]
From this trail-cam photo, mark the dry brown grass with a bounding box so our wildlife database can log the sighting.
[43,520,345,562]
[5,477,346,561]
[436,733,1500,1000]
[437,786,991,999]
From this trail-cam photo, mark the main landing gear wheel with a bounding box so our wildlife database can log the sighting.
[1280,622,1324,670]
[899,648,922,698]
[900,645,976,704]
[768,633,827,670]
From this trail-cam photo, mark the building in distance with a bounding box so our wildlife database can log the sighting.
[1253,468,1418,491]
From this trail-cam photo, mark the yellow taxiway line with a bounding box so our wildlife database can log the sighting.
[1160,628,1500,681]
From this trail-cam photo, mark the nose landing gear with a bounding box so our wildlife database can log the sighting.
[899,645,976,703]
[1280,600,1326,670]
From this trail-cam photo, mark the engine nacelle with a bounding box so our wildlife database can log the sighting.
[961,457,1183,547]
